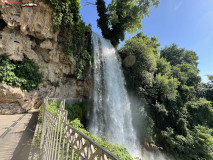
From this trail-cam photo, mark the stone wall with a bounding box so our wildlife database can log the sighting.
[0,0,91,114]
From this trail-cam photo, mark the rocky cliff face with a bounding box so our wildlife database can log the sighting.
[0,0,91,114]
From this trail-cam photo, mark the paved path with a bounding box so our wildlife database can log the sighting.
[0,112,39,160]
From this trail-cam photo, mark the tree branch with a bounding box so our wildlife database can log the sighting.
[84,0,96,6]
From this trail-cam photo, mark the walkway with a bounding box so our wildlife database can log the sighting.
[0,112,39,160]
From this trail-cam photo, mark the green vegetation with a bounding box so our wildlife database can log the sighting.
[31,0,212,159]
[0,54,42,91]
[70,119,134,160]
[46,99,60,115]
[119,33,213,160]
[198,76,213,129]
[46,99,87,122]
[46,99,134,160]
[199,75,213,102]
[96,0,160,47]
[45,0,92,79]
[66,102,87,121]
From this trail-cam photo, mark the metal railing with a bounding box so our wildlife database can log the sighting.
[40,97,120,160]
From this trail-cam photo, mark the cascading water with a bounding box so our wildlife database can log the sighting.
[89,33,141,158]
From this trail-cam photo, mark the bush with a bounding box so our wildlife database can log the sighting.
[46,99,87,122]
[46,99,60,115]
[0,54,43,91]
[66,102,87,122]
[70,119,134,160]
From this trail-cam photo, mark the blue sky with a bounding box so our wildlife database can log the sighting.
[80,0,213,82]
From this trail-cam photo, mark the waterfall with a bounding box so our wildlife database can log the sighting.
[89,33,141,158]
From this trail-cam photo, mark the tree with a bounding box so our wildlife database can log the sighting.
[119,33,179,142]
[205,75,213,102]
[119,34,213,160]
[160,44,201,101]
[160,44,198,67]
[96,0,160,47]
[160,125,213,160]
[185,99,213,127]
[118,33,158,94]
[198,75,213,102]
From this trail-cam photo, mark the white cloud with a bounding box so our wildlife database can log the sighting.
[174,1,183,11]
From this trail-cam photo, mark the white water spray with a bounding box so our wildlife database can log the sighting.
[89,33,141,158]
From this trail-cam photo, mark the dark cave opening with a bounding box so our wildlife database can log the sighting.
[0,12,7,31]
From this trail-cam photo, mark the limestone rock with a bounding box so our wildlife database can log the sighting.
[40,39,53,49]
[0,27,38,62]
[49,50,60,63]
[20,1,54,39]
[0,84,39,114]
[0,0,91,114]
[0,3,21,28]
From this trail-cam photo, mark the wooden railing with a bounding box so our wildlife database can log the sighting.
[40,97,120,160]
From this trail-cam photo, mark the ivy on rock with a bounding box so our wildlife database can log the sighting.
[45,0,92,80]
[0,54,43,91]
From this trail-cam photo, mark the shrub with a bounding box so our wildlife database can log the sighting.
[46,99,87,121]
[66,102,87,122]
[70,119,134,160]
[0,54,43,91]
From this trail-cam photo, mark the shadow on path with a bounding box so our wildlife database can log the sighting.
[11,111,39,160]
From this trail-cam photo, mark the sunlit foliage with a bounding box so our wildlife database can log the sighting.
[96,0,160,47]
[119,33,213,160]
